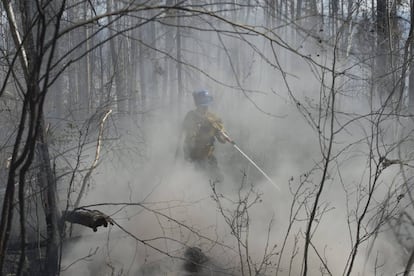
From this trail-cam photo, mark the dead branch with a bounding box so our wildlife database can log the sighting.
[74,109,112,208]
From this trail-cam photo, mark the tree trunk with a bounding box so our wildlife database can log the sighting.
[128,26,138,115]
[405,0,414,112]
[409,39,414,111]
[76,5,90,118]
[161,0,175,107]
[176,3,184,104]
[375,0,390,102]
[37,118,61,275]
[0,1,65,274]
[138,26,147,112]
[107,0,127,114]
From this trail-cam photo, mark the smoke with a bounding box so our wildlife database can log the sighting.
[58,13,410,276]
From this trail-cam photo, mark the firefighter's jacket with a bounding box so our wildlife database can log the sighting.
[182,110,226,161]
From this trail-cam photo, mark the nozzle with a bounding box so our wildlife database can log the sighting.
[221,131,235,144]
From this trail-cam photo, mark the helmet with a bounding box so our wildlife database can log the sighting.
[192,90,213,106]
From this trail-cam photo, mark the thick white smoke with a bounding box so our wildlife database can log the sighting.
[59,14,408,276]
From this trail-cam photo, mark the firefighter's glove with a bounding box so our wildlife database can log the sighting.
[220,131,235,144]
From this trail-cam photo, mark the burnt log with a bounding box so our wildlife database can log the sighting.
[62,209,114,232]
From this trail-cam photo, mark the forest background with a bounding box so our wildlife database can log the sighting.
[1,0,414,275]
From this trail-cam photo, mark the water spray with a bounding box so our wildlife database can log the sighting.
[222,132,280,191]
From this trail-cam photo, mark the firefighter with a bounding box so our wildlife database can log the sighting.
[182,90,231,182]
